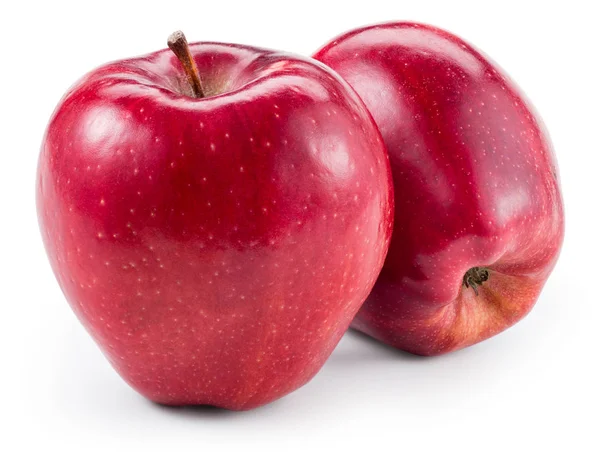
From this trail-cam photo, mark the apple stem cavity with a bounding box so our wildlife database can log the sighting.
[463,267,489,296]
[167,30,205,98]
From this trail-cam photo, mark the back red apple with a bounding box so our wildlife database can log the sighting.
[315,22,564,355]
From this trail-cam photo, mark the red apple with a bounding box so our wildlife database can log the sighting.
[314,22,564,355]
[37,32,393,409]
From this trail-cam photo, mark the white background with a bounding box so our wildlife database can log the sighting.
[1,0,598,463]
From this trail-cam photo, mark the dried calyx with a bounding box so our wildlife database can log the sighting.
[463,267,489,296]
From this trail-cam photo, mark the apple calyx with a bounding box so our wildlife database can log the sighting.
[167,30,205,98]
[463,267,489,296]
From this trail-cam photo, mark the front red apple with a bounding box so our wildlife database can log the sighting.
[37,35,393,409]
[314,22,564,355]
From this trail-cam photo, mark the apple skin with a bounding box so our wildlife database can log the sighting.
[314,22,564,356]
[37,42,393,409]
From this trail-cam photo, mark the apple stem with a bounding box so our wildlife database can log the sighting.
[463,267,489,296]
[167,31,205,98]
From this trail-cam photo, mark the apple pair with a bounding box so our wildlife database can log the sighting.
[37,24,564,410]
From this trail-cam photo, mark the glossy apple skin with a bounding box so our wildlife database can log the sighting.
[37,43,393,409]
[314,22,564,355]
